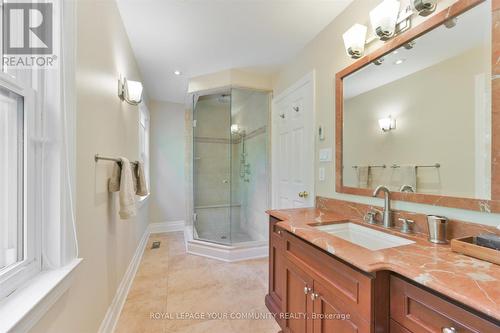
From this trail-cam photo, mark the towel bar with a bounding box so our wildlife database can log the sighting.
[352,164,386,169]
[391,163,440,168]
[95,154,139,166]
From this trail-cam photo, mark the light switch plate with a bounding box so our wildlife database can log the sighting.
[319,167,325,181]
[319,148,332,162]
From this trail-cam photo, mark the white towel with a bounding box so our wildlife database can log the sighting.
[400,164,417,192]
[108,157,136,219]
[135,161,149,196]
[356,166,370,188]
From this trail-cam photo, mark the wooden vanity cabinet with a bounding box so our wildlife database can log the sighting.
[266,217,285,326]
[390,275,500,333]
[266,218,500,333]
[266,217,376,332]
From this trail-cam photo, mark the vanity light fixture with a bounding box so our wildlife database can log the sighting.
[118,75,143,105]
[378,116,396,132]
[369,0,401,41]
[412,0,437,16]
[342,24,368,59]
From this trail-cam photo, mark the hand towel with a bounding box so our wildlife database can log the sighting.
[400,164,417,192]
[135,161,149,196]
[109,162,121,192]
[108,157,136,219]
[356,166,370,188]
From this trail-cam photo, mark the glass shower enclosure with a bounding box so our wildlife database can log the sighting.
[193,88,270,245]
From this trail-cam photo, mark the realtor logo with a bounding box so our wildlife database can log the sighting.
[3,2,53,55]
[2,1,56,68]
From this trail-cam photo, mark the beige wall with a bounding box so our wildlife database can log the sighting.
[188,69,273,94]
[272,0,500,226]
[149,100,186,223]
[343,47,487,198]
[30,0,149,332]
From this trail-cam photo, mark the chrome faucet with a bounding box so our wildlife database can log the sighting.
[372,185,392,228]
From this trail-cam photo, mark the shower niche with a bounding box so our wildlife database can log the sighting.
[192,88,270,245]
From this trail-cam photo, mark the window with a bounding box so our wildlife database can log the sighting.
[0,73,38,299]
[0,87,23,271]
[139,103,150,197]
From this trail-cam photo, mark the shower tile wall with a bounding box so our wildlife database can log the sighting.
[231,89,269,242]
[193,89,270,244]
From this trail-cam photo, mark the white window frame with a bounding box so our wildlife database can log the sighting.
[0,72,40,300]
[0,1,81,331]
[138,102,150,201]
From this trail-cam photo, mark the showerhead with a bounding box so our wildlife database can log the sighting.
[231,124,245,137]
[217,94,230,104]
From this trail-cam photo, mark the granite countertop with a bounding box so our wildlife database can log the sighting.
[267,208,500,321]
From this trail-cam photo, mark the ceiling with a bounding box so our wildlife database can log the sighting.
[117,0,353,104]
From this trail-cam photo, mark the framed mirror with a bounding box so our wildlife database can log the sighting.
[335,0,500,212]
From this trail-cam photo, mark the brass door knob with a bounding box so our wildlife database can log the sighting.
[310,293,319,301]
[298,191,309,198]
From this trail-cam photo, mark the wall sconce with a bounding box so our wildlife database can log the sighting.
[378,116,396,132]
[342,24,368,59]
[118,75,143,105]
[370,0,401,41]
[412,0,437,16]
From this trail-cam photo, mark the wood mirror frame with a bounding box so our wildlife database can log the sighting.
[335,0,500,213]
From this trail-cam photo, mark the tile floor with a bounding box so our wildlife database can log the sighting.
[115,232,280,333]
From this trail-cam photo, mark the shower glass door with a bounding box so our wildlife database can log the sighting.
[193,93,232,245]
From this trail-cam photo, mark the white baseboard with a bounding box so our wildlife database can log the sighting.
[98,221,185,333]
[148,220,184,234]
[97,228,149,333]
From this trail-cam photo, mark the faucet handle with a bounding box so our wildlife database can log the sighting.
[398,218,414,234]
[364,208,381,224]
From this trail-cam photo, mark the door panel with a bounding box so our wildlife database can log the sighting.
[192,94,232,244]
[273,74,314,209]
[284,259,313,333]
[313,279,368,333]
[278,120,291,208]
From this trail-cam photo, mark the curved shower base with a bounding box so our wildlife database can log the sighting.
[184,226,268,262]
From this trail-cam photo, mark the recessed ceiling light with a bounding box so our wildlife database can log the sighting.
[394,59,406,65]
[173,70,182,76]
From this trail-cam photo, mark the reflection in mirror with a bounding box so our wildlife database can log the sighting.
[342,1,491,200]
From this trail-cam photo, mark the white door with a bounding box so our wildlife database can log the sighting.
[272,73,314,209]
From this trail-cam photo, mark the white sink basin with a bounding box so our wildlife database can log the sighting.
[313,223,415,251]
